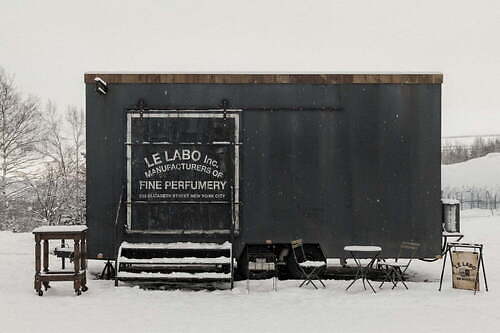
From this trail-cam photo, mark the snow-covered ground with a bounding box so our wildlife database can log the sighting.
[1,212,498,333]
[442,152,500,191]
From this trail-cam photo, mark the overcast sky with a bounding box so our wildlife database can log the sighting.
[1,0,499,137]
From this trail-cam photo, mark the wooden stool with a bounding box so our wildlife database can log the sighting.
[32,225,88,296]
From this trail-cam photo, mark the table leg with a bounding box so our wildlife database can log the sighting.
[346,252,362,291]
[74,239,81,294]
[42,239,51,291]
[43,240,49,272]
[366,254,380,293]
[366,279,377,293]
[81,234,87,270]
[35,236,41,293]
[61,239,66,269]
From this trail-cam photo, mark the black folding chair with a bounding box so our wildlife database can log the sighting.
[378,241,420,290]
[291,239,326,289]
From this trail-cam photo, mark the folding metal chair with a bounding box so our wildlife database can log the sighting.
[291,239,326,289]
[378,241,420,289]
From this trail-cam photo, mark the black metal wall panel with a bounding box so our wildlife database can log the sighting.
[85,82,441,259]
[343,85,441,256]
[240,109,352,256]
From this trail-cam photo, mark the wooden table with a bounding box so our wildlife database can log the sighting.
[32,225,88,296]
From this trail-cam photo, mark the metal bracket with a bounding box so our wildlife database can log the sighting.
[221,99,229,117]
[137,99,147,118]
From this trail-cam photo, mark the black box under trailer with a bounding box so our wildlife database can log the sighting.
[85,73,443,283]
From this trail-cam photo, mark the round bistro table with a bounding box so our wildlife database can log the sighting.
[344,245,382,293]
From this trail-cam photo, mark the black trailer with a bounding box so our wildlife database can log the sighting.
[85,73,443,283]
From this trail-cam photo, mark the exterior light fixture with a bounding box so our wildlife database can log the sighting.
[95,77,108,95]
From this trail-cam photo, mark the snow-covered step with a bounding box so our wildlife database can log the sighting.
[117,271,231,281]
[115,240,234,288]
[119,256,231,265]
[120,241,231,251]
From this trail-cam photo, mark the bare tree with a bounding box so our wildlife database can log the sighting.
[39,101,68,177]
[25,164,62,225]
[0,68,85,229]
[34,103,85,225]
[0,68,41,226]
[65,106,86,223]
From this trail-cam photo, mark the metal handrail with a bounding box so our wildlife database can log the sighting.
[112,188,125,285]
[113,188,124,257]
[230,185,235,289]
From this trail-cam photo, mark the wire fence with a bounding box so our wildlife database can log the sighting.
[442,188,499,211]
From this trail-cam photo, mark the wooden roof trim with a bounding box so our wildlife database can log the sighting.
[84,73,443,85]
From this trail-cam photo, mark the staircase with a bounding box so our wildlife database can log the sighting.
[115,241,234,288]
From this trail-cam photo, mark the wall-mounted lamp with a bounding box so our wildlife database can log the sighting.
[95,77,108,95]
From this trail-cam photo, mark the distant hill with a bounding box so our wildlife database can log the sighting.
[442,153,500,192]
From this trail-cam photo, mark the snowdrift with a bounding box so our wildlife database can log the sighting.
[442,153,500,192]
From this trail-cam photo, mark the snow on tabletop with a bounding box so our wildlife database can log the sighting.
[343,245,382,252]
[120,241,231,250]
[32,225,88,233]
[441,198,460,205]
